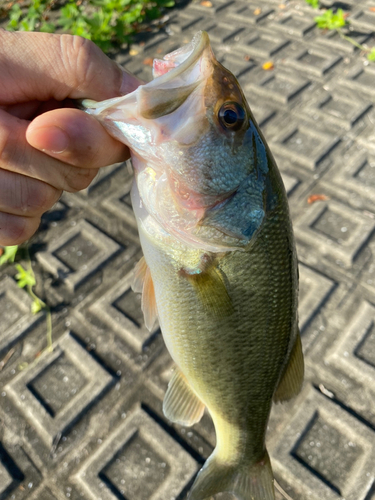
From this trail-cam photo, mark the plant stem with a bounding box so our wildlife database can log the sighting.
[25,246,53,352]
[338,28,368,51]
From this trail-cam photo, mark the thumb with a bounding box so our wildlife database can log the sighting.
[26,107,130,168]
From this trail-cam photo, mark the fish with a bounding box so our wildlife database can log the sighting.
[82,31,303,500]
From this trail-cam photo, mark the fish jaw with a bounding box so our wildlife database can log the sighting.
[82,31,213,155]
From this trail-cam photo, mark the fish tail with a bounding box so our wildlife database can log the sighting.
[188,450,275,500]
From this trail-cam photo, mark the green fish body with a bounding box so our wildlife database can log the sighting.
[83,31,303,500]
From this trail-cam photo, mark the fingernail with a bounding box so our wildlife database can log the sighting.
[27,126,69,154]
[119,67,143,95]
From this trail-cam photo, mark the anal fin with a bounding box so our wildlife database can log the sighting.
[163,369,205,426]
[273,331,304,403]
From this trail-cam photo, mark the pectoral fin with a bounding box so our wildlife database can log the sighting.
[132,256,158,331]
[185,266,234,318]
[163,369,205,426]
[273,332,304,403]
[132,256,148,293]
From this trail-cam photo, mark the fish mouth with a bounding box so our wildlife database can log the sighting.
[81,31,212,121]
[149,31,210,83]
[136,31,213,122]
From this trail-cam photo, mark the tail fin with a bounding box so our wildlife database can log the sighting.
[188,450,275,500]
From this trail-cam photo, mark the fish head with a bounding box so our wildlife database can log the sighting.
[83,32,274,252]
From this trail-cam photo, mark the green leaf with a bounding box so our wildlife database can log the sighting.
[157,0,175,6]
[0,246,18,266]
[31,299,43,315]
[367,48,375,62]
[315,8,347,30]
[305,0,319,8]
[40,21,55,33]
[15,264,36,288]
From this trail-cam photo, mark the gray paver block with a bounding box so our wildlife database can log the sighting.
[37,219,121,291]
[73,407,198,500]
[270,386,375,500]
[246,72,312,104]
[5,333,113,447]
[271,122,341,170]
[294,200,375,268]
[88,269,160,353]
[0,276,44,356]
[0,439,42,499]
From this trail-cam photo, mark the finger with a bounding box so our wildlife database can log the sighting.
[2,98,72,120]
[0,110,99,192]
[0,30,142,105]
[26,108,130,168]
[0,169,61,217]
[0,212,41,247]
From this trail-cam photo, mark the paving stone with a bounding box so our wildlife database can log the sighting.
[298,263,336,338]
[188,0,235,15]
[28,485,64,500]
[80,163,124,197]
[325,300,375,386]
[320,143,375,211]
[246,72,312,104]
[5,333,113,448]
[73,407,198,500]
[87,270,160,354]
[270,386,375,500]
[302,89,372,131]
[227,2,275,24]
[341,63,375,98]
[314,28,372,54]
[239,30,291,58]
[294,200,375,269]
[36,219,121,291]
[0,440,42,500]
[0,276,44,356]
[270,12,316,38]
[217,53,257,86]
[284,47,342,78]
[271,122,340,170]
[100,176,138,230]
[350,8,375,32]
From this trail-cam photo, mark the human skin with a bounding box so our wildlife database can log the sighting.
[0,29,141,246]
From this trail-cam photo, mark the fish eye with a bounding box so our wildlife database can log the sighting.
[218,102,246,131]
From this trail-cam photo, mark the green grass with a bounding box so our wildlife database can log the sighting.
[5,0,175,51]
[1,245,53,355]
[304,0,374,62]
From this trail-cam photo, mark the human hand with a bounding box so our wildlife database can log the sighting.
[0,29,141,246]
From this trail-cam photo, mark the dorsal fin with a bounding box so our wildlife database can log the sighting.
[273,332,304,403]
[132,256,158,331]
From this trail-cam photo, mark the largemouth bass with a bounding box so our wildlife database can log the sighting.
[83,31,303,500]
